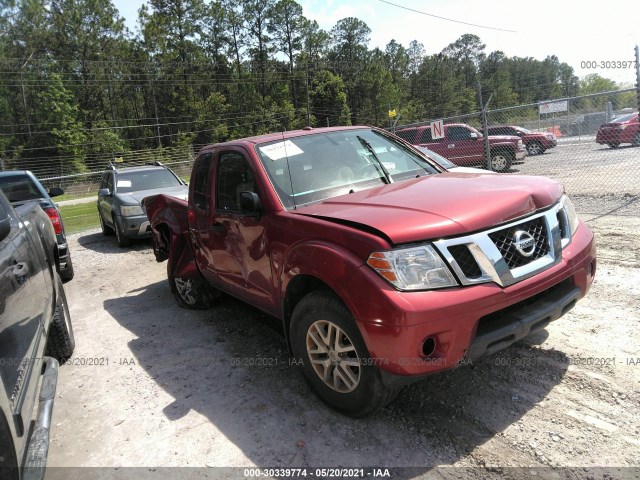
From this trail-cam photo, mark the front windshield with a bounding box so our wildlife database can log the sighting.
[115,169,181,193]
[515,126,531,134]
[256,128,439,208]
[611,113,637,123]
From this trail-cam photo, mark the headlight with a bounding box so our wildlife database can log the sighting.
[561,194,579,235]
[367,244,457,290]
[120,205,145,217]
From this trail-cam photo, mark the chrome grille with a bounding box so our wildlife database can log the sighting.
[488,217,549,269]
[448,244,482,279]
[434,205,563,288]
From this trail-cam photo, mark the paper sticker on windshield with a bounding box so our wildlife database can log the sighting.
[383,162,396,170]
[259,140,303,161]
[117,180,132,188]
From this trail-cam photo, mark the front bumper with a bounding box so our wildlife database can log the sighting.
[116,214,152,238]
[515,148,526,160]
[340,221,596,381]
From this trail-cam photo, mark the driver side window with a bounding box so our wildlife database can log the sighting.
[447,126,472,141]
[216,153,256,212]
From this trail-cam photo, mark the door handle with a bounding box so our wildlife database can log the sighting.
[12,261,28,284]
[210,223,226,234]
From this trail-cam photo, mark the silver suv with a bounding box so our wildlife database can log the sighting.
[97,163,188,247]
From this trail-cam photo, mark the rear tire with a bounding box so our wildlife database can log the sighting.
[526,141,543,155]
[59,254,74,283]
[290,290,398,417]
[632,132,640,147]
[608,143,620,149]
[45,274,75,362]
[168,269,218,309]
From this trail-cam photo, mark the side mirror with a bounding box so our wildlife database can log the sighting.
[48,186,64,198]
[469,132,478,140]
[239,191,262,217]
[98,188,112,197]
[0,204,10,242]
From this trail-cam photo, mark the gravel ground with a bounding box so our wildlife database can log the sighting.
[45,213,640,480]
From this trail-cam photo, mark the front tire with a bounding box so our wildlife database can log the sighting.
[45,274,75,361]
[114,216,131,248]
[290,290,398,417]
[608,143,620,149]
[490,151,513,172]
[99,212,114,236]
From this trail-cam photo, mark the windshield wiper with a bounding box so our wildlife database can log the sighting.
[356,135,392,184]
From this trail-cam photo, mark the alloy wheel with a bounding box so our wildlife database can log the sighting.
[174,277,197,305]
[306,319,361,393]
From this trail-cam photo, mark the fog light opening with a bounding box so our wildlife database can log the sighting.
[422,337,436,357]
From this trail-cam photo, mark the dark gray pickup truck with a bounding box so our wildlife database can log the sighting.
[0,190,74,480]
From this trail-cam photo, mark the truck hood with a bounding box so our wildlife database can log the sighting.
[117,185,189,204]
[293,173,563,245]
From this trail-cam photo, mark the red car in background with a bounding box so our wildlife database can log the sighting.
[595,112,640,149]
[486,125,557,156]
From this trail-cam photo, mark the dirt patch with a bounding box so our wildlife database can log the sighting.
[46,215,639,476]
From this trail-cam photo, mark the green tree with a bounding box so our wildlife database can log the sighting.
[310,70,350,126]
[242,0,276,99]
[384,40,409,85]
[329,17,371,122]
[442,34,485,91]
[40,73,87,172]
[268,0,305,108]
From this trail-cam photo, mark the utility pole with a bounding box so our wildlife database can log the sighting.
[306,61,311,126]
[635,45,640,112]
[477,81,492,170]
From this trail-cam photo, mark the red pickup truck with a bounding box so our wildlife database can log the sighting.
[144,126,596,417]
[395,123,526,172]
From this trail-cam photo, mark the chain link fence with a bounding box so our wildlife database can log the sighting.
[2,89,639,234]
[393,88,640,220]
[13,146,197,234]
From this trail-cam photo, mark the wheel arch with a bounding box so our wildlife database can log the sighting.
[279,241,364,351]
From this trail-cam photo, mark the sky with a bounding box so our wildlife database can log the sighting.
[113,0,639,86]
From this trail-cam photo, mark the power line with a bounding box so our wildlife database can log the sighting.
[376,0,517,33]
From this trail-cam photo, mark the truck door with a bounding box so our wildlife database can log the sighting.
[189,152,218,284]
[444,125,484,166]
[207,150,276,313]
[0,200,44,448]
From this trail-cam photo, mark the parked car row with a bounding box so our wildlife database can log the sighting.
[395,123,527,172]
